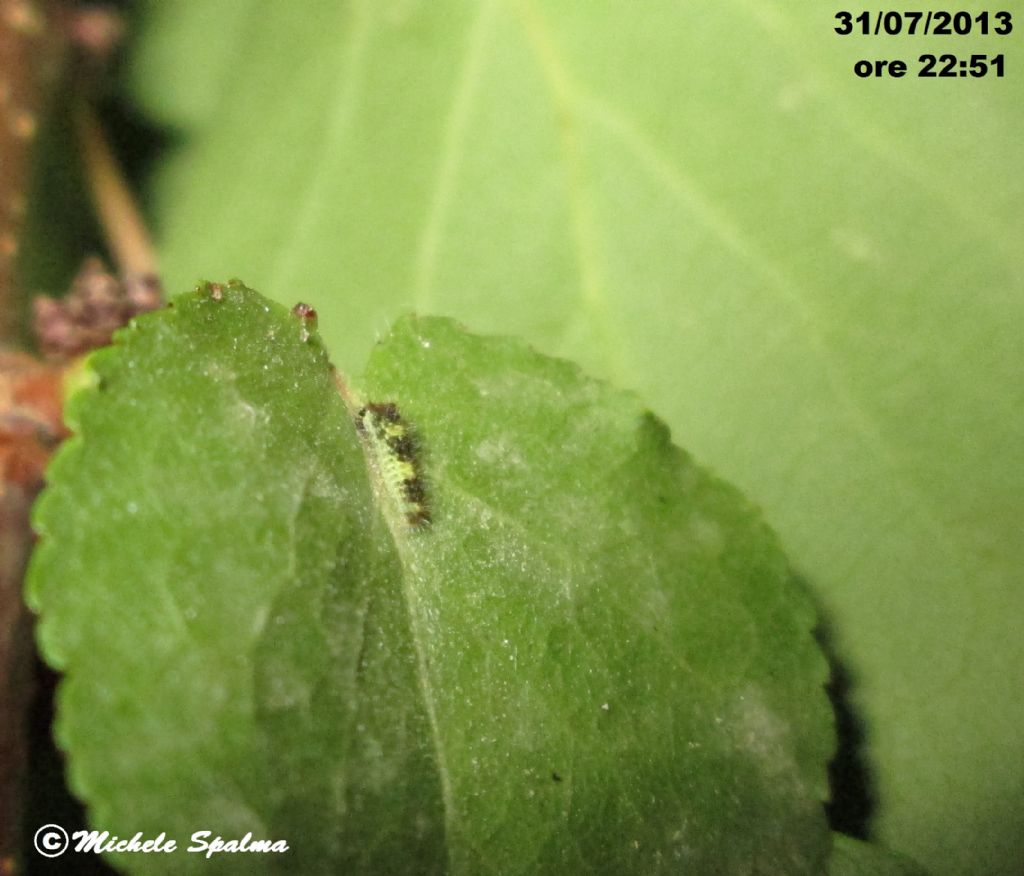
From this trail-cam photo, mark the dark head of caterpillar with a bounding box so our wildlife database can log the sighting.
[355,402,430,528]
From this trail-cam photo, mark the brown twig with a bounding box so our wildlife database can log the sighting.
[0,0,64,344]
[0,4,66,868]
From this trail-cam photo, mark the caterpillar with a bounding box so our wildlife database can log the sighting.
[354,402,430,528]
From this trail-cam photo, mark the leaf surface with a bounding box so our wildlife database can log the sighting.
[28,283,833,874]
[827,834,930,876]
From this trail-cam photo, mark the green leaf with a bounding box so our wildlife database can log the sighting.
[828,833,930,876]
[28,282,833,874]
[122,5,1024,875]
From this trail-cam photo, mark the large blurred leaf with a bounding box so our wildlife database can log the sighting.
[28,282,833,873]
[124,3,1023,874]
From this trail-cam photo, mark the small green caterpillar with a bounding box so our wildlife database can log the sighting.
[354,402,430,528]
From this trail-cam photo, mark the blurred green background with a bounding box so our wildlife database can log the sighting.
[24,2,1023,874]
